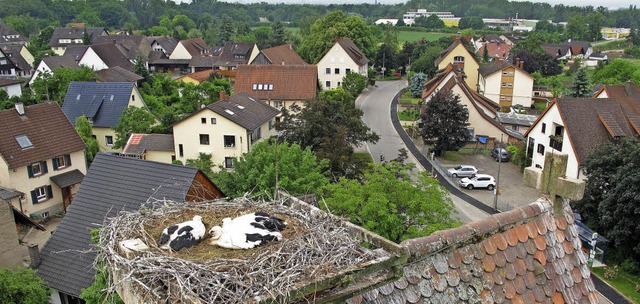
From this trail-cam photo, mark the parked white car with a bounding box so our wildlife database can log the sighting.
[459,174,496,190]
[447,165,478,178]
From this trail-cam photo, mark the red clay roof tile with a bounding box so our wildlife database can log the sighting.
[432,272,448,292]
[534,235,547,251]
[234,64,317,101]
[494,233,509,251]
[483,255,496,272]
[512,291,525,304]
[516,224,530,243]
[506,229,519,247]
[448,251,462,269]
[484,238,498,255]
[504,246,517,263]
[504,280,516,299]
[445,269,461,287]
[514,259,527,276]
[526,222,538,239]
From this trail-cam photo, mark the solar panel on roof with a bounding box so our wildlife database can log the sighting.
[598,112,626,137]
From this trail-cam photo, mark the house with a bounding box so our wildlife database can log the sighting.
[422,64,518,147]
[541,43,572,60]
[496,111,538,135]
[234,64,317,111]
[524,97,637,180]
[172,92,279,170]
[147,36,178,57]
[569,41,593,59]
[48,27,108,55]
[434,38,480,92]
[0,46,20,78]
[95,66,143,83]
[250,44,307,65]
[211,42,260,71]
[476,41,511,62]
[93,34,152,64]
[0,78,23,97]
[0,43,34,78]
[28,56,81,86]
[61,82,151,152]
[0,22,29,45]
[477,60,534,109]
[317,38,369,90]
[176,69,236,85]
[0,103,87,219]
[1,186,46,267]
[532,85,553,99]
[77,43,134,71]
[121,133,175,163]
[594,81,640,115]
[169,38,211,60]
[36,153,224,304]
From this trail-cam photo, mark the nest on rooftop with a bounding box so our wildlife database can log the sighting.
[97,196,379,303]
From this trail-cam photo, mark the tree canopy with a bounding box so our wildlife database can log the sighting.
[112,106,158,149]
[0,267,49,304]
[420,91,472,154]
[569,68,592,97]
[213,140,330,199]
[320,161,460,243]
[75,116,99,162]
[341,71,368,97]
[592,59,640,85]
[31,67,96,104]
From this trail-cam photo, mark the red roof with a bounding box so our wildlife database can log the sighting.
[234,64,317,101]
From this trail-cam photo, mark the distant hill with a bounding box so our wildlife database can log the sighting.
[174,0,406,4]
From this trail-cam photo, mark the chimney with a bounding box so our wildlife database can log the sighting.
[28,244,41,268]
[625,80,634,96]
[515,58,520,68]
[15,102,25,116]
[219,91,227,100]
[520,61,524,70]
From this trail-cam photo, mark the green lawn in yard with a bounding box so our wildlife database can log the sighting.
[399,31,451,43]
[399,95,421,105]
[398,109,419,121]
[441,148,490,162]
[591,266,640,303]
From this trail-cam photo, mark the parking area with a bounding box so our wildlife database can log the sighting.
[436,152,541,212]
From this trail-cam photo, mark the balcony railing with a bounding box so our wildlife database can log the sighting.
[549,136,563,151]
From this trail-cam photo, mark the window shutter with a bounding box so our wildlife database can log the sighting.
[31,190,38,204]
[41,161,48,174]
[52,158,58,170]
[65,154,72,166]
[47,185,53,199]
[27,164,33,178]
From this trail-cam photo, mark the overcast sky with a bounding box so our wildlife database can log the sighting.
[174,0,636,10]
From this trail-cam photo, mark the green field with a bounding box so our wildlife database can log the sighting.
[398,31,452,43]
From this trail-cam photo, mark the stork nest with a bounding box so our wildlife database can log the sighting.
[97,196,379,303]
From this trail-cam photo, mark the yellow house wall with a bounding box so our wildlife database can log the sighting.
[248,45,260,64]
[93,127,119,152]
[50,46,66,56]
[437,44,479,92]
[145,151,175,164]
[177,76,200,85]
[451,85,508,140]
[20,46,35,66]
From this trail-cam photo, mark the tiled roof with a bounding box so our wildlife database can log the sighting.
[180,38,210,57]
[48,27,106,47]
[0,44,32,71]
[0,186,23,200]
[0,22,27,43]
[556,98,634,165]
[90,43,134,71]
[50,169,85,188]
[95,66,143,83]
[496,112,538,127]
[336,38,369,66]
[61,82,137,128]
[213,42,257,67]
[37,153,212,297]
[598,83,640,116]
[349,198,598,304]
[0,78,23,87]
[122,133,175,155]
[41,56,80,70]
[207,92,280,130]
[478,60,510,77]
[477,42,511,61]
[177,69,222,83]
[146,36,178,55]
[93,35,150,61]
[0,103,86,169]
[234,64,317,101]
[62,45,89,61]
[541,43,571,59]
[189,56,216,68]
[435,39,462,66]
[253,44,307,65]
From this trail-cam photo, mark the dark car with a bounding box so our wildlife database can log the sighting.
[491,148,510,162]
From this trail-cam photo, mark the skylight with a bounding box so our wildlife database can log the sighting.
[225,109,235,115]
[236,105,245,110]
[15,135,33,149]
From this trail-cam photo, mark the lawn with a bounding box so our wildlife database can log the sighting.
[442,148,490,162]
[398,31,451,43]
[398,109,419,121]
[399,92,421,105]
[591,266,640,303]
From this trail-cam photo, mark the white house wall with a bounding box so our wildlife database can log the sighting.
[78,47,107,71]
[317,43,365,90]
[450,85,508,140]
[29,61,51,86]
[169,43,191,60]
[1,83,22,97]
[512,71,533,107]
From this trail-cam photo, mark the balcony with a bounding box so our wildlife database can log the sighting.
[549,135,563,151]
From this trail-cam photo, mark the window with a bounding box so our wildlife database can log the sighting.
[537,144,545,155]
[31,162,43,176]
[105,136,114,146]
[346,68,351,73]
[252,84,258,90]
[337,82,341,87]
[325,81,331,88]
[273,101,283,109]
[501,82,507,88]
[258,84,263,90]
[268,84,273,90]
[507,83,513,88]
[53,155,71,170]
[500,96,505,100]
[31,185,52,204]
[179,144,184,157]
[541,123,546,134]
[199,134,210,145]
[225,157,234,168]
[211,118,216,124]
[453,56,464,63]
[325,68,331,74]
[251,128,261,141]
[201,117,207,124]
[224,135,236,148]
[15,135,33,149]
[132,95,135,101]
[269,119,274,130]
[502,71,509,76]
[335,68,340,74]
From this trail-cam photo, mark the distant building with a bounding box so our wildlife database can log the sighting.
[317,38,369,91]
[402,9,459,26]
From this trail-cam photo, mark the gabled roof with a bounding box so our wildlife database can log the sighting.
[478,60,531,79]
[0,22,27,44]
[595,82,640,116]
[213,42,257,67]
[95,66,143,83]
[336,38,369,66]
[122,133,175,155]
[352,199,598,303]
[207,92,280,130]
[252,44,307,65]
[0,78,23,87]
[146,36,178,54]
[0,103,86,169]
[89,43,134,71]
[541,43,571,59]
[189,56,216,68]
[93,35,150,61]
[62,82,137,128]
[37,153,223,297]
[434,39,471,67]
[40,56,80,70]
[48,27,107,47]
[176,69,230,83]
[180,38,210,57]
[0,44,31,71]
[477,42,511,61]
[234,64,317,101]
[62,45,89,61]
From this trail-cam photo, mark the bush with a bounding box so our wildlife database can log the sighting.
[605,265,620,279]
[0,268,49,304]
[621,259,640,275]
[625,46,640,59]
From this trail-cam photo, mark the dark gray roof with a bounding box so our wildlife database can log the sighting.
[147,36,178,55]
[50,169,85,188]
[90,43,134,71]
[207,92,280,131]
[0,78,23,87]
[496,112,538,127]
[478,60,511,77]
[212,42,256,67]
[41,56,80,70]
[62,45,89,61]
[95,67,143,83]
[122,134,175,155]
[37,153,203,297]
[336,38,369,66]
[48,27,107,47]
[0,186,23,200]
[0,44,31,71]
[62,82,137,128]
[0,22,27,44]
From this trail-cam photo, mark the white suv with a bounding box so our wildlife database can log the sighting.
[459,174,496,190]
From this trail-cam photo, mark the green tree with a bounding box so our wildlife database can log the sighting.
[592,58,640,85]
[410,45,443,76]
[3,15,39,37]
[458,16,484,30]
[416,14,444,29]
[133,54,151,87]
[75,116,99,162]
[566,14,589,41]
[420,91,471,155]
[112,107,157,149]
[342,71,367,97]
[587,12,605,41]
[219,16,234,45]
[186,152,214,177]
[213,140,330,199]
[320,161,460,243]
[31,67,96,104]
[252,26,273,49]
[0,268,49,304]
[409,73,428,98]
[569,68,592,97]
[572,139,640,264]
[375,43,397,76]
[271,21,287,46]
[298,11,375,64]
